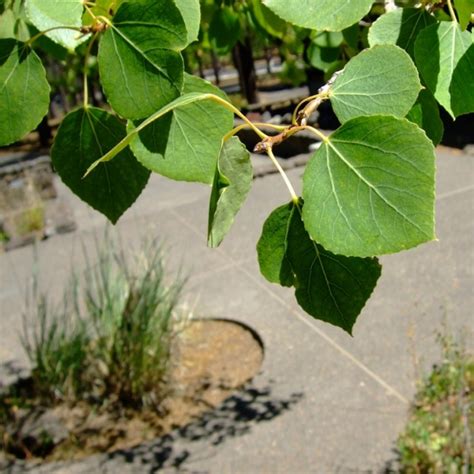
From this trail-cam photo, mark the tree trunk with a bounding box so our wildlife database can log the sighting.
[37,115,52,149]
[264,46,272,74]
[232,36,258,105]
[211,49,221,86]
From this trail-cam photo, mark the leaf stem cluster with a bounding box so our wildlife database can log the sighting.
[84,76,337,203]
[251,119,328,202]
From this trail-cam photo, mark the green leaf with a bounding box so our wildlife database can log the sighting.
[262,0,374,32]
[450,42,474,117]
[414,21,474,118]
[342,24,360,50]
[330,45,421,123]
[130,74,233,184]
[82,0,124,25]
[208,6,241,55]
[110,0,188,50]
[32,27,69,61]
[208,137,252,248]
[287,204,381,334]
[312,31,344,48]
[257,202,295,288]
[250,0,287,39]
[307,43,342,72]
[455,0,474,30]
[0,9,15,39]
[84,91,224,176]
[97,0,186,120]
[51,107,150,224]
[307,32,345,73]
[174,0,200,45]
[0,39,50,146]
[279,58,307,86]
[98,32,183,121]
[257,201,382,334]
[368,8,436,58]
[5,1,35,43]
[406,89,444,146]
[302,115,436,257]
[25,0,86,50]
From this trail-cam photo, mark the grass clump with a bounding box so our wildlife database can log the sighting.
[15,205,45,235]
[397,332,473,473]
[21,238,186,409]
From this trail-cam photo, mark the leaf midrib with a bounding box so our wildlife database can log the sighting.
[293,205,347,326]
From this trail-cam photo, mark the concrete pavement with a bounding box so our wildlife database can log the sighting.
[0,147,473,473]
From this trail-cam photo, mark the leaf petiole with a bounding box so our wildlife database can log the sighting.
[26,26,85,47]
[446,0,458,23]
[223,122,286,142]
[302,125,329,143]
[266,148,299,204]
[83,33,99,108]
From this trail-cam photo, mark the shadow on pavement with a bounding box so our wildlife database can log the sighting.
[107,383,303,472]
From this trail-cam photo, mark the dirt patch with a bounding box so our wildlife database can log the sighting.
[2,319,263,462]
[167,319,264,414]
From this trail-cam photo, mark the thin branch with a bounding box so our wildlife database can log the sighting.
[447,0,458,23]
[266,148,299,204]
[83,33,99,109]
[26,26,84,47]
[223,122,286,142]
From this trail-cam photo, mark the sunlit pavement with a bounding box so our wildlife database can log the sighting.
[1,147,473,473]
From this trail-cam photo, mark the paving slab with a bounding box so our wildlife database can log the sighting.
[0,147,473,473]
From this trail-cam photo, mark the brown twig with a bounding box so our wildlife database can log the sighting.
[253,124,304,154]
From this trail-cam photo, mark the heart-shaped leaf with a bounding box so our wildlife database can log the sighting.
[98,0,187,120]
[257,201,382,334]
[0,40,50,146]
[302,115,436,257]
[330,45,421,123]
[51,107,150,224]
